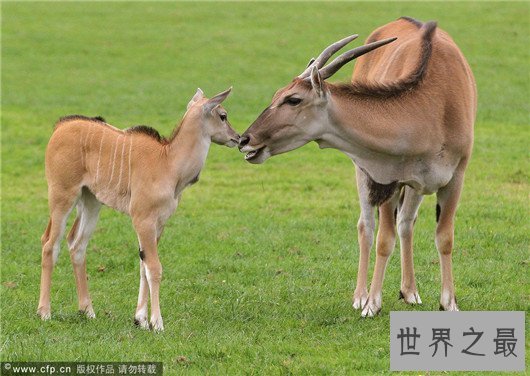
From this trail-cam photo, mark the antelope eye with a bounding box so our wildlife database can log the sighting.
[285,97,302,106]
[220,114,227,121]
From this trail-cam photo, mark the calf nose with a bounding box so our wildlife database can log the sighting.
[238,135,250,148]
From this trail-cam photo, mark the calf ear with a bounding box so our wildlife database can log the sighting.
[204,87,232,114]
[187,88,204,110]
[310,66,325,98]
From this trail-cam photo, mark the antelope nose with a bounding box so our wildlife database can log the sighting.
[238,135,250,148]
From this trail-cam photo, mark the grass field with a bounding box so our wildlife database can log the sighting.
[1,2,529,374]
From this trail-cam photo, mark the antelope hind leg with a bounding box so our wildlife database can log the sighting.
[397,187,423,306]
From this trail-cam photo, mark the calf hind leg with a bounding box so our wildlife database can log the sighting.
[38,188,79,320]
[67,188,101,318]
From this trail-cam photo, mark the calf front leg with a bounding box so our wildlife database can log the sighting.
[133,218,164,332]
[68,189,101,319]
[134,251,149,330]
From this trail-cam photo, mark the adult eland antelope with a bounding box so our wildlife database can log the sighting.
[239,17,476,316]
[38,88,239,331]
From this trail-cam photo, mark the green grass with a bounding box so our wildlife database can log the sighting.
[1,1,528,374]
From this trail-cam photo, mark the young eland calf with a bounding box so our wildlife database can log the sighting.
[38,88,239,331]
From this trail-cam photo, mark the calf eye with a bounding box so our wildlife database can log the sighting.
[285,97,302,106]
[220,114,227,121]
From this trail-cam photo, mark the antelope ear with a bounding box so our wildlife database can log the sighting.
[187,88,204,110]
[204,87,232,114]
[310,66,325,98]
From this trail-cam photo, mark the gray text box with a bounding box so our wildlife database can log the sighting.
[390,311,525,371]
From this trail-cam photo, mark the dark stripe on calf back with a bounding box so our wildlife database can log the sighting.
[436,204,441,223]
[139,247,145,260]
[57,114,107,125]
[126,125,168,144]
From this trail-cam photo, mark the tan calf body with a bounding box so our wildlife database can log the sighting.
[38,88,239,331]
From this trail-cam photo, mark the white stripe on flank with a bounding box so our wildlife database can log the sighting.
[82,125,91,170]
[107,134,120,188]
[79,128,85,167]
[83,124,91,149]
[86,125,95,172]
[127,136,133,193]
[116,135,127,190]
[88,124,95,146]
[94,129,105,186]
[106,137,116,183]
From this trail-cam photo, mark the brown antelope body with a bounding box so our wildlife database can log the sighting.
[240,17,476,316]
[38,88,239,330]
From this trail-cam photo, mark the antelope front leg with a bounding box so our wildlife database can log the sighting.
[354,213,374,309]
[133,219,164,332]
[362,193,399,317]
[435,167,465,311]
[353,168,374,309]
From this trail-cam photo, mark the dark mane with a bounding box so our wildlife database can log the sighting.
[57,115,107,125]
[126,125,168,144]
[365,31,381,44]
[57,114,180,145]
[331,20,437,99]
[399,16,424,28]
